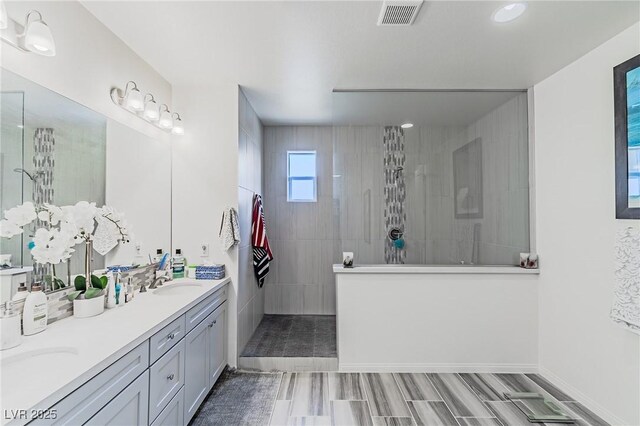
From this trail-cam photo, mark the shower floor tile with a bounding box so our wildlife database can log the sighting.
[241,315,337,358]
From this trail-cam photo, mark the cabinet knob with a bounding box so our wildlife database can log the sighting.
[168,333,175,340]
[208,322,214,328]
[213,320,217,324]
[167,373,175,381]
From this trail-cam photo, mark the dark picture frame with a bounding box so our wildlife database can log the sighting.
[453,137,483,219]
[614,54,640,219]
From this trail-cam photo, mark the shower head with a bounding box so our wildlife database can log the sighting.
[13,168,42,182]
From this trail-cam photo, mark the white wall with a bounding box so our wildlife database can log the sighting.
[1,1,171,140]
[1,1,173,267]
[237,89,265,352]
[336,271,539,372]
[171,83,240,365]
[534,23,640,425]
[105,120,171,266]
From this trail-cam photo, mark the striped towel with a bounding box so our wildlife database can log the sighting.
[252,194,273,287]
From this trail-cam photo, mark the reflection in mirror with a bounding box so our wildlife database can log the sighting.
[1,69,173,300]
[1,69,106,292]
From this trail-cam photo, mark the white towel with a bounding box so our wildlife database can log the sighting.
[611,225,640,334]
[219,207,240,251]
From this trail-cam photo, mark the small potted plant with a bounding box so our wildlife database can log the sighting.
[68,274,108,318]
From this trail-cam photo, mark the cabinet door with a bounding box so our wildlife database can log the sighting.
[151,387,184,426]
[183,316,210,425]
[85,370,149,426]
[207,303,227,388]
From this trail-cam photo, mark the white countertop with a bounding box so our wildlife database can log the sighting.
[0,267,33,276]
[333,264,540,274]
[0,277,230,425]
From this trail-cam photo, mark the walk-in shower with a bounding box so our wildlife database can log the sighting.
[332,90,530,266]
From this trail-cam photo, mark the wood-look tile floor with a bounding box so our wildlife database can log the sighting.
[241,315,337,358]
[268,372,610,426]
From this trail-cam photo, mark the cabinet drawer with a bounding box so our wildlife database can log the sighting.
[85,370,149,426]
[185,286,227,332]
[149,339,186,422]
[150,315,186,364]
[32,341,149,425]
[151,387,184,426]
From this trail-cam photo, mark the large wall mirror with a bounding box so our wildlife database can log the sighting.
[1,69,172,296]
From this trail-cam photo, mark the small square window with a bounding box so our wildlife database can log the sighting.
[287,151,317,202]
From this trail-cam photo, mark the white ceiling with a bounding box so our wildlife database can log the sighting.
[82,1,640,126]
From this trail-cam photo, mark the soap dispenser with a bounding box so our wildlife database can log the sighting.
[23,284,48,336]
[1,301,22,350]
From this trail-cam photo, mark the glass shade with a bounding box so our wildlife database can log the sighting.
[158,110,173,129]
[143,100,160,121]
[125,88,144,111]
[23,20,56,56]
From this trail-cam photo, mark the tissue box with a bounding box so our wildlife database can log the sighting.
[196,264,225,280]
[107,265,133,273]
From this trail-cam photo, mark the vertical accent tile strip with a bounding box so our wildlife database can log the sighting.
[383,126,406,264]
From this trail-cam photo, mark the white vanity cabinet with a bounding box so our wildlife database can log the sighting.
[23,282,228,426]
[184,298,227,424]
[85,371,150,426]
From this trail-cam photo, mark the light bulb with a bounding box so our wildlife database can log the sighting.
[143,99,159,121]
[172,118,184,135]
[158,109,173,129]
[492,3,527,23]
[0,1,8,30]
[23,18,56,56]
[125,88,144,111]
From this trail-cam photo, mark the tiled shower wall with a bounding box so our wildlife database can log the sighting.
[334,93,529,265]
[263,126,338,315]
[237,89,265,351]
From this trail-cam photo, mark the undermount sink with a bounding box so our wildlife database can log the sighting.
[152,283,202,296]
[2,347,79,367]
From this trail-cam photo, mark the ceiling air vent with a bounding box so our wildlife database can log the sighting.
[377,0,423,26]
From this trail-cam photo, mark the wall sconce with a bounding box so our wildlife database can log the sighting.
[111,81,184,135]
[0,8,56,56]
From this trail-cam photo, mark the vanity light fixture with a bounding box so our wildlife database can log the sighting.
[158,104,173,129]
[171,113,184,135]
[401,122,414,129]
[492,2,527,23]
[110,81,184,134]
[123,81,144,111]
[0,9,56,56]
[143,94,160,121]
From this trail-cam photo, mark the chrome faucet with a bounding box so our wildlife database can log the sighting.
[149,275,171,289]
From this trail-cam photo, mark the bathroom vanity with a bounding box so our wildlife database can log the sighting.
[0,278,229,426]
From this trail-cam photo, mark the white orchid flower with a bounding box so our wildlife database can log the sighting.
[0,220,23,238]
[4,202,37,227]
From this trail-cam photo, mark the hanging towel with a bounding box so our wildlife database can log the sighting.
[251,194,273,287]
[219,207,240,251]
[611,226,640,334]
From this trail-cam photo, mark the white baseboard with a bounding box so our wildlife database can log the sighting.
[539,366,629,426]
[338,362,539,373]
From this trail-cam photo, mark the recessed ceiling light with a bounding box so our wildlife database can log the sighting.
[401,123,413,129]
[492,3,527,23]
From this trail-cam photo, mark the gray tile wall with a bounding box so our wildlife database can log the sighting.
[263,126,338,315]
[238,89,265,351]
[334,94,529,266]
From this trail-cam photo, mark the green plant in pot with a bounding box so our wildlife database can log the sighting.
[68,274,108,301]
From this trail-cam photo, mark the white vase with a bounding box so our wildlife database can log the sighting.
[73,294,105,318]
